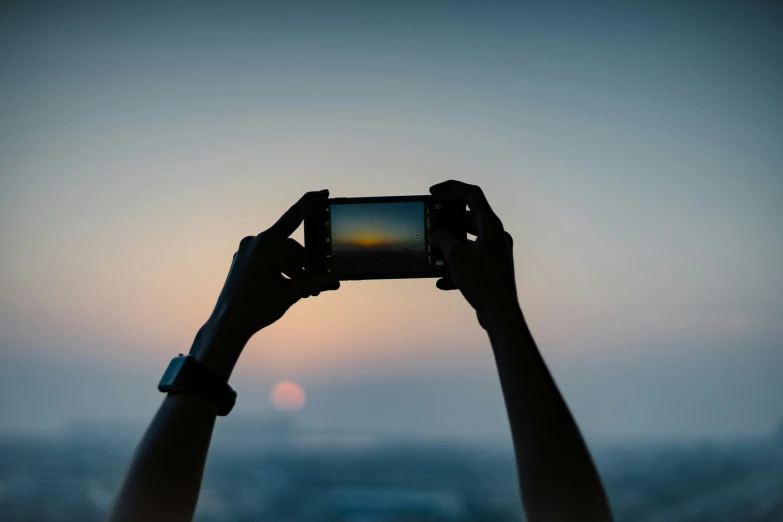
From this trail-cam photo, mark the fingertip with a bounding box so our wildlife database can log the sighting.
[312,189,330,206]
[429,180,452,195]
[435,277,457,291]
[318,276,341,292]
[304,189,329,201]
[430,179,470,196]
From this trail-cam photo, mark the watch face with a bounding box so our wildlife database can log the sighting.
[159,356,188,388]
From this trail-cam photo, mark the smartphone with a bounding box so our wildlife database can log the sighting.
[305,195,466,280]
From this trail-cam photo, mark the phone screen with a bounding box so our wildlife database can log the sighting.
[329,201,427,275]
[305,195,464,280]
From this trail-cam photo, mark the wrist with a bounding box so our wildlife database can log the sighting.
[481,301,526,334]
[189,316,249,381]
[484,304,533,349]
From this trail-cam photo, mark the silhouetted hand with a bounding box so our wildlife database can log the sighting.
[193,190,339,378]
[430,180,519,331]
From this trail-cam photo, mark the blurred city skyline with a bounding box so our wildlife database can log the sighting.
[1,0,782,442]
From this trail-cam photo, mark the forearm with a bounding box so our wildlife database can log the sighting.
[108,322,244,522]
[107,394,218,522]
[107,190,335,522]
[487,310,612,521]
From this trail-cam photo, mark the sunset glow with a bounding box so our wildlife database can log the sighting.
[270,381,307,411]
[352,231,386,247]
[1,0,780,442]
[331,202,424,252]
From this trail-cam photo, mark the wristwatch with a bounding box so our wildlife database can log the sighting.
[158,354,237,416]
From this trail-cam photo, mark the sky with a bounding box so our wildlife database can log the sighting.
[331,201,424,250]
[0,0,781,442]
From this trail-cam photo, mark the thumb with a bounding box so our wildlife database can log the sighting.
[430,229,464,262]
[431,229,465,264]
[430,229,475,286]
[431,229,483,312]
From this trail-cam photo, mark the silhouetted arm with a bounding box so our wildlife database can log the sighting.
[488,310,612,521]
[430,180,613,522]
[106,378,219,522]
[108,190,339,522]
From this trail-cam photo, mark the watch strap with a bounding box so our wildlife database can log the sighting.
[158,354,237,416]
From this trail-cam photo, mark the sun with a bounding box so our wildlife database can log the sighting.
[351,229,387,247]
[270,381,306,411]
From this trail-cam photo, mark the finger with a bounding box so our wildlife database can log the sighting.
[289,275,340,298]
[503,231,519,300]
[267,189,329,239]
[281,265,305,280]
[431,228,481,297]
[282,238,306,266]
[504,231,515,264]
[430,181,502,238]
[429,180,491,214]
[269,238,306,279]
[431,228,476,285]
[430,229,467,263]
[465,211,478,236]
[435,276,458,290]
[237,235,255,254]
[505,231,517,280]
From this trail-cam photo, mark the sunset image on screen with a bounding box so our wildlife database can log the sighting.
[330,201,426,274]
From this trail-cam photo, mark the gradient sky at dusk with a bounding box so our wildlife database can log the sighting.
[0,1,781,441]
[331,202,424,250]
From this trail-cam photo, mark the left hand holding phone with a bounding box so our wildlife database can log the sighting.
[191,189,341,380]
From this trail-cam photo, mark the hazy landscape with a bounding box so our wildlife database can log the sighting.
[2,419,782,522]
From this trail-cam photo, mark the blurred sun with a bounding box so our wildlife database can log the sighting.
[352,230,387,247]
[270,381,306,411]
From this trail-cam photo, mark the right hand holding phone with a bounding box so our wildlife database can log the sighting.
[429,180,520,332]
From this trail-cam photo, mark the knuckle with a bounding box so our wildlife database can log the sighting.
[449,243,469,263]
[239,235,255,251]
[486,214,504,235]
